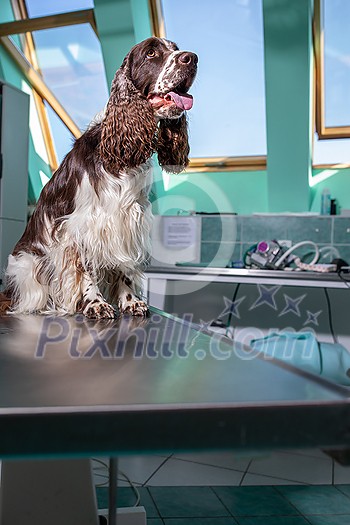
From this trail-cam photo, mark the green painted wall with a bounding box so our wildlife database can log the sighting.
[310,168,350,214]
[94,0,136,87]
[151,168,268,215]
[263,0,313,212]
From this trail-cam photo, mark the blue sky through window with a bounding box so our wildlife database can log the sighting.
[162,0,267,158]
[32,24,108,131]
[26,0,107,164]
[324,0,350,127]
[25,0,94,17]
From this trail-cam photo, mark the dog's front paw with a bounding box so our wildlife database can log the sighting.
[119,299,148,316]
[83,300,116,319]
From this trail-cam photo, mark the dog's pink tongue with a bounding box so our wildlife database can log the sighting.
[164,92,193,110]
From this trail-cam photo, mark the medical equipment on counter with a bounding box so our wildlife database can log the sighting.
[245,240,337,273]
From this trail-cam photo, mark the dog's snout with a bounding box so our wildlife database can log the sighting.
[178,52,198,66]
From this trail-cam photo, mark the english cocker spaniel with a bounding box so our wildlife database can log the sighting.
[0,37,197,318]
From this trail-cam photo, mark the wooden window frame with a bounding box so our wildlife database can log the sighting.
[148,0,267,173]
[314,0,350,140]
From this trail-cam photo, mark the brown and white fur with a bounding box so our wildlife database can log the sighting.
[0,37,198,319]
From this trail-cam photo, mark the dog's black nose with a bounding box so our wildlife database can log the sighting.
[178,52,198,66]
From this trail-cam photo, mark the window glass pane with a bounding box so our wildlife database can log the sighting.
[44,102,75,164]
[313,133,350,165]
[31,23,108,133]
[323,0,350,127]
[162,0,267,158]
[25,0,94,18]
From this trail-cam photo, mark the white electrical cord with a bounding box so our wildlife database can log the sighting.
[92,458,141,507]
[318,245,340,262]
[274,241,319,268]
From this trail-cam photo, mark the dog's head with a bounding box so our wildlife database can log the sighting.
[126,37,198,119]
[100,37,198,174]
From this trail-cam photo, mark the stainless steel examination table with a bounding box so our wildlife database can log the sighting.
[0,309,350,524]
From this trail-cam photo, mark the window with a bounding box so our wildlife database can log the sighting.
[314,0,350,165]
[5,0,107,171]
[25,0,94,18]
[151,0,267,171]
[31,23,108,155]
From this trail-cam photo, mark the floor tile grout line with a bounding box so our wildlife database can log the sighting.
[143,455,174,487]
[277,449,332,462]
[145,486,165,520]
[152,452,330,483]
[273,486,308,517]
[302,516,315,525]
[239,459,253,487]
[210,486,240,523]
[242,468,310,485]
[302,513,350,516]
[170,455,250,475]
[334,484,350,500]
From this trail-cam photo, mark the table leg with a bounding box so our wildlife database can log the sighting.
[109,457,118,525]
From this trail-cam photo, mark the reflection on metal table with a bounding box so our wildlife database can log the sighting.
[0,309,350,524]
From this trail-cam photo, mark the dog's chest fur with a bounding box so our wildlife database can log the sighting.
[60,161,153,273]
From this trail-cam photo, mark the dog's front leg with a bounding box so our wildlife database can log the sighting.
[80,273,116,319]
[117,274,148,316]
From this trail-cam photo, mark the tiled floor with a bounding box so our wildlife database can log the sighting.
[93,450,350,523]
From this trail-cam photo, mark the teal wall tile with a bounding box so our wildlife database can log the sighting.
[201,216,241,243]
[197,216,350,272]
[333,218,350,244]
[286,217,332,244]
[241,216,288,243]
[201,242,241,266]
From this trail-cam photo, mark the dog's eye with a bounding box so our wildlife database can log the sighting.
[146,49,156,58]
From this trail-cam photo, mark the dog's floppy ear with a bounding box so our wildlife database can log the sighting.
[156,115,190,174]
[100,58,157,174]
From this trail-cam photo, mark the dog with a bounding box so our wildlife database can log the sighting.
[0,37,198,318]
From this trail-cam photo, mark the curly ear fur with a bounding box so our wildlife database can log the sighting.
[156,115,190,174]
[100,66,157,174]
